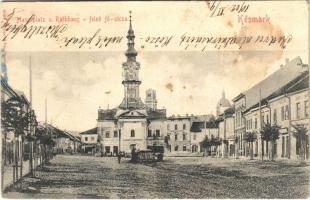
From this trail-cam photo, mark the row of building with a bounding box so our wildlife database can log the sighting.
[79,14,309,160]
[1,70,81,163]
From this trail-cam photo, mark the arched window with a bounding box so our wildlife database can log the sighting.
[130,129,135,137]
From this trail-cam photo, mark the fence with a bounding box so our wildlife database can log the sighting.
[1,137,52,192]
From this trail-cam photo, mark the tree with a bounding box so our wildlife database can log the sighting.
[200,136,211,157]
[1,97,32,181]
[292,124,308,162]
[35,126,56,166]
[209,135,222,157]
[260,123,280,161]
[244,132,257,160]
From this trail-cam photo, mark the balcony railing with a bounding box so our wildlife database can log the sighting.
[147,135,164,140]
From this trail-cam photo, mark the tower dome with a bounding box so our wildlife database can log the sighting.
[216,90,231,116]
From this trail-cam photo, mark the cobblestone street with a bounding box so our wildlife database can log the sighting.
[3,155,309,198]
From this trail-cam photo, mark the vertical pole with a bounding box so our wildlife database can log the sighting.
[308,6,310,160]
[29,55,34,177]
[119,124,121,154]
[12,137,15,182]
[44,98,47,165]
[20,138,23,178]
[288,96,291,159]
[259,88,264,161]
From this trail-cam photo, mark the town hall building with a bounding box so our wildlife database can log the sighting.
[97,12,167,155]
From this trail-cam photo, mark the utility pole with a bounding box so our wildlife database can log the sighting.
[259,88,264,161]
[43,98,47,166]
[29,55,34,177]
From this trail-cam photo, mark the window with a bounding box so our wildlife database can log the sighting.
[193,134,197,140]
[250,119,252,129]
[183,146,187,151]
[183,124,186,130]
[131,130,135,137]
[114,130,118,138]
[273,109,277,123]
[91,136,94,141]
[266,114,269,124]
[85,137,88,141]
[105,146,110,153]
[175,124,178,130]
[155,130,160,137]
[175,145,179,151]
[106,131,110,138]
[296,102,301,119]
[175,134,178,141]
[254,118,257,129]
[167,124,170,130]
[148,130,152,137]
[285,105,289,120]
[305,100,309,117]
[183,134,186,141]
[281,106,285,121]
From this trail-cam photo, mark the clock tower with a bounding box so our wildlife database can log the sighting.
[119,11,144,109]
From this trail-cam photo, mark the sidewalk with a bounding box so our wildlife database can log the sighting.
[2,158,42,191]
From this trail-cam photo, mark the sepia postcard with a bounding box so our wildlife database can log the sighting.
[0,1,309,199]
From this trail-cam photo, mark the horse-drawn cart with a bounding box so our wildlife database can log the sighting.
[133,149,164,163]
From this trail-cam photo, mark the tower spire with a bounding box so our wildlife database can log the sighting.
[125,11,137,61]
[129,10,132,30]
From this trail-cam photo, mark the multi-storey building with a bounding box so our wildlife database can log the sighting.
[97,13,167,155]
[190,115,218,153]
[80,127,98,154]
[232,57,308,159]
[165,115,192,153]
[268,71,309,159]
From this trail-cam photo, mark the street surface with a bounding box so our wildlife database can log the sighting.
[3,155,310,198]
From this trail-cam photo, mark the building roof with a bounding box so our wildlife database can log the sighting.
[232,57,307,110]
[243,70,309,114]
[147,108,166,120]
[218,107,235,118]
[80,127,98,135]
[190,121,218,132]
[268,70,308,99]
[36,123,81,142]
[190,114,214,122]
[98,108,118,120]
[167,115,191,120]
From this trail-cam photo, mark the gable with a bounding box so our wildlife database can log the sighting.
[118,110,148,119]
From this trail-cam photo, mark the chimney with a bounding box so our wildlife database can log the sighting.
[302,64,309,72]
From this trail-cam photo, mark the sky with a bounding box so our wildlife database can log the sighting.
[2,1,309,131]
